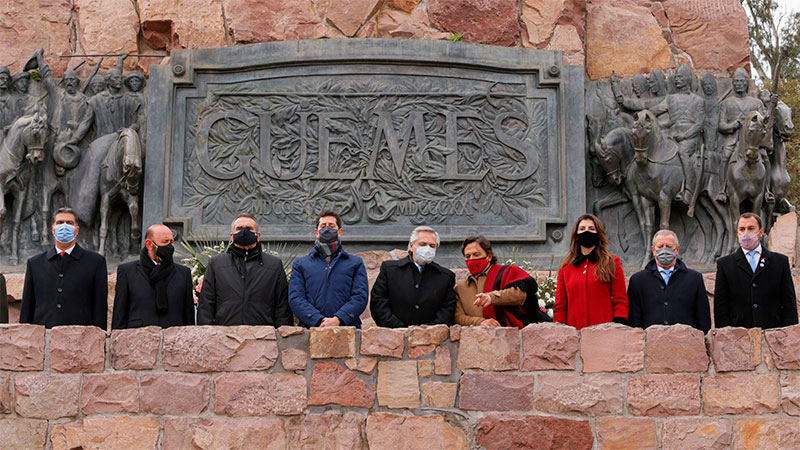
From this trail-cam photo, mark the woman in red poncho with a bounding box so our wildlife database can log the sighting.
[554,214,628,329]
[454,235,547,328]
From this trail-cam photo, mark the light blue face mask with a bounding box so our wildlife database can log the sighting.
[54,223,76,244]
[415,245,436,265]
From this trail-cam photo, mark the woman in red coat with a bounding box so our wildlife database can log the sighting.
[554,213,628,329]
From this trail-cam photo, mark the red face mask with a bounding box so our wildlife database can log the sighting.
[466,257,490,275]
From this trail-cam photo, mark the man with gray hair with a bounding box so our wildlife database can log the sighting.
[627,229,711,332]
[370,226,456,327]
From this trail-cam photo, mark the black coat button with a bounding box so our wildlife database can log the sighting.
[57,288,62,293]
[58,273,64,278]
[56,304,62,309]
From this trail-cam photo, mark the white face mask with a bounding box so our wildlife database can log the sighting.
[414,245,436,265]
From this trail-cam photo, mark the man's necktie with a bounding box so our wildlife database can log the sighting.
[747,250,757,272]
[660,270,671,285]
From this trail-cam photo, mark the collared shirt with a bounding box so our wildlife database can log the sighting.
[54,244,76,255]
[659,266,674,284]
[413,260,424,272]
[742,244,762,271]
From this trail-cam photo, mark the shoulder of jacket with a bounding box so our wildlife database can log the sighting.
[117,260,138,272]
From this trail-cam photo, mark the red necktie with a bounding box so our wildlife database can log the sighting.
[59,251,65,258]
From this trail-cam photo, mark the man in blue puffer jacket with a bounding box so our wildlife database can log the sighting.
[289,210,368,328]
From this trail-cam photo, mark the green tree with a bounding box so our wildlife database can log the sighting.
[744,0,800,93]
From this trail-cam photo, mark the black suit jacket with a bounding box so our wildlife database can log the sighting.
[370,256,457,327]
[714,247,798,329]
[20,244,108,329]
[112,260,195,329]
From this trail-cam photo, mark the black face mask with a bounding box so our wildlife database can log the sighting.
[233,228,258,246]
[155,243,174,263]
[576,231,599,248]
[317,226,339,244]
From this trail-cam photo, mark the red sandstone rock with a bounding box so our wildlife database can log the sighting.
[702,374,779,415]
[377,361,419,408]
[310,327,356,358]
[164,417,285,449]
[547,25,585,66]
[0,375,10,413]
[733,418,800,450]
[457,326,519,371]
[0,0,72,77]
[224,0,319,43]
[707,327,762,372]
[521,322,579,370]
[389,0,421,12]
[427,0,520,47]
[360,327,404,358]
[407,325,449,358]
[626,374,701,416]
[580,323,644,372]
[434,347,451,375]
[596,417,658,450]
[345,357,377,374]
[309,361,375,408]
[459,373,534,411]
[138,0,227,50]
[288,413,364,449]
[534,373,623,416]
[15,374,80,419]
[417,360,433,378]
[449,324,461,341]
[326,0,381,37]
[278,325,305,337]
[162,326,278,372]
[521,0,564,48]
[214,373,307,416]
[585,0,673,79]
[0,418,48,449]
[663,0,750,72]
[476,415,593,450]
[781,374,800,416]
[645,324,708,372]
[281,348,308,371]
[74,0,139,71]
[80,374,139,414]
[51,417,160,450]
[421,382,457,408]
[0,324,45,371]
[50,326,106,373]
[764,324,800,369]
[140,373,210,415]
[366,413,468,450]
[769,212,797,265]
[662,418,732,450]
[110,326,160,370]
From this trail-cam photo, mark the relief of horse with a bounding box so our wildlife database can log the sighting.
[98,128,142,256]
[765,100,795,231]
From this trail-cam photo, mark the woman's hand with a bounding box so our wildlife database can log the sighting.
[474,292,492,307]
[480,318,501,327]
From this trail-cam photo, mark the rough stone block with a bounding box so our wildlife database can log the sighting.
[459,373,534,411]
[360,327,404,358]
[50,326,106,373]
[476,415,593,450]
[15,374,80,419]
[138,0,227,51]
[457,326,520,371]
[326,0,381,37]
[702,374,779,415]
[0,324,45,371]
[163,326,278,372]
[521,322,579,370]
[309,361,375,408]
[309,327,356,359]
[596,417,658,450]
[278,325,305,337]
[781,374,800,416]
[0,375,11,414]
[662,418,732,450]
[80,374,139,414]
[733,418,800,450]
[214,373,307,416]
[408,325,449,358]
[769,212,797,265]
[421,382,457,408]
[534,373,623,416]
[288,413,363,450]
[345,358,377,374]
[434,347,452,376]
[281,348,308,371]
[51,417,161,450]
[377,361,419,408]
[580,323,644,372]
[110,326,160,370]
[764,324,800,369]
[427,0,520,47]
[0,418,48,449]
[417,360,433,378]
[164,417,286,450]
[450,324,461,341]
[707,327,762,372]
[626,374,701,416]
[366,413,468,450]
[645,324,709,373]
[141,373,210,415]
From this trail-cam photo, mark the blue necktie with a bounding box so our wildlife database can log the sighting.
[660,270,671,285]
[747,250,757,272]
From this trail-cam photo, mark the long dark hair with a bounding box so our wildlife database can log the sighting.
[560,213,616,283]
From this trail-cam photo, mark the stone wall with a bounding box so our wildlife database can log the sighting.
[1,322,799,449]
[0,0,749,80]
